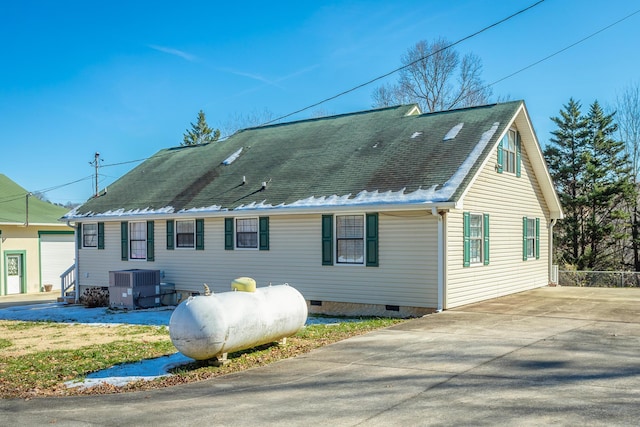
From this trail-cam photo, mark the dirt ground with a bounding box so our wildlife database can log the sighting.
[0,320,168,356]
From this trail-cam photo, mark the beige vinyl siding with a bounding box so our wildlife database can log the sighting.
[77,211,439,308]
[446,127,550,308]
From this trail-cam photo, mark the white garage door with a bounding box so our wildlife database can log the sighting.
[40,233,75,290]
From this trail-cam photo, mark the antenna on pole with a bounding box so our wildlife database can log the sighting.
[89,152,103,198]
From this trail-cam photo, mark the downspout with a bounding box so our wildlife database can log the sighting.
[548,218,557,285]
[432,208,445,312]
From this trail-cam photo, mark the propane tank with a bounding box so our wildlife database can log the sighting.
[169,284,307,360]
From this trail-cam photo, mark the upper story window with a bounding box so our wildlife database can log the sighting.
[336,215,364,264]
[129,221,147,260]
[236,218,258,249]
[83,223,98,248]
[498,128,521,176]
[503,129,517,174]
[176,220,195,248]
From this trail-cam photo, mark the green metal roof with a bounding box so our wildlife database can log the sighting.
[0,174,70,224]
[69,101,524,218]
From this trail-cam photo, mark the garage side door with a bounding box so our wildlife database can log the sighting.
[40,233,75,290]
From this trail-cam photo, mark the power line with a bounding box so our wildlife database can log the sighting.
[259,0,545,126]
[486,7,640,89]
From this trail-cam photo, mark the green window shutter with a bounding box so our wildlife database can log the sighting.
[463,212,470,267]
[97,222,105,250]
[224,218,234,250]
[523,217,528,261]
[196,219,204,250]
[146,220,155,261]
[366,213,379,267]
[497,139,504,174]
[121,221,128,261]
[77,224,82,249]
[166,220,174,250]
[259,216,269,251]
[321,215,333,265]
[535,217,540,260]
[516,131,522,178]
[483,214,490,265]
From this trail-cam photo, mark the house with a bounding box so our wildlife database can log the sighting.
[0,174,74,295]
[63,101,563,316]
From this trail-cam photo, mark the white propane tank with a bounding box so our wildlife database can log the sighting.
[169,284,307,360]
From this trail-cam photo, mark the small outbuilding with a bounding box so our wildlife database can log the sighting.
[64,101,563,316]
[0,174,74,295]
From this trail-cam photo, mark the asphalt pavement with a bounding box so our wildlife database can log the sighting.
[1,286,639,426]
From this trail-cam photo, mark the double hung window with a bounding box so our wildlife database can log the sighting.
[236,218,259,249]
[129,222,147,260]
[83,223,98,248]
[176,220,195,248]
[336,215,364,264]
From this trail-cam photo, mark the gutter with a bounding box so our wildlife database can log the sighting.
[431,207,447,312]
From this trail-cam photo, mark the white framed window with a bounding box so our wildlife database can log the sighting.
[176,219,195,248]
[83,223,98,248]
[336,215,364,264]
[129,221,147,260]
[469,214,483,264]
[502,129,517,174]
[236,218,258,249]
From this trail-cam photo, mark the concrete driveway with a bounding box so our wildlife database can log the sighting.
[2,287,639,426]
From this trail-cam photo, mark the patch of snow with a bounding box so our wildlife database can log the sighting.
[0,301,363,389]
[222,147,243,165]
[410,131,423,139]
[438,122,500,198]
[64,122,500,218]
[443,123,464,141]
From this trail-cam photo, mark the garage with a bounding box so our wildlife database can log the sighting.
[40,232,74,291]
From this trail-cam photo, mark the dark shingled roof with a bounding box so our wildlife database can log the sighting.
[0,174,70,224]
[70,101,523,217]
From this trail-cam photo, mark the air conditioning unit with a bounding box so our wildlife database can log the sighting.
[108,269,161,309]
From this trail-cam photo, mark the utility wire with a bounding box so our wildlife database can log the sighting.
[486,7,640,89]
[25,1,640,201]
[259,0,545,126]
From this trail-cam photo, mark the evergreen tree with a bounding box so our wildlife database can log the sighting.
[182,110,220,146]
[544,99,589,267]
[582,101,634,269]
[545,99,636,271]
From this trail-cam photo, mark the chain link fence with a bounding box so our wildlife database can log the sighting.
[558,270,640,287]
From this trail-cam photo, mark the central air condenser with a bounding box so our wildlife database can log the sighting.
[108,269,161,309]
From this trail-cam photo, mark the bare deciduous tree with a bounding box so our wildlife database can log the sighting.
[372,38,492,112]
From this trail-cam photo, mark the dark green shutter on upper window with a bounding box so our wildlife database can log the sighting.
[97,222,105,250]
[366,213,379,267]
[146,220,154,261]
[516,131,522,178]
[463,212,470,267]
[483,214,490,265]
[259,216,269,250]
[196,219,204,250]
[224,218,234,250]
[535,217,540,260]
[321,215,333,265]
[496,139,504,174]
[121,221,128,261]
[166,220,174,250]
[77,224,82,249]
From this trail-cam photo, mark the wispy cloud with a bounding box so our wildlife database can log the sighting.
[215,67,282,88]
[148,45,197,62]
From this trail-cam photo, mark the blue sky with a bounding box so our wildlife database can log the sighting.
[1,0,639,205]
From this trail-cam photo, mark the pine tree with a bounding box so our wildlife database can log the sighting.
[544,99,589,267]
[582,101,634,269]
[182,110,221,146]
